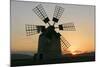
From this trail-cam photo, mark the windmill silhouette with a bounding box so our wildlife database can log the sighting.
[25,4,76,61]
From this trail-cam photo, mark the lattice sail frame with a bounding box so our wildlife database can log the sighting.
[60,35,71,52]
[58,22,76,31]
[52,5,64,23]
[25,24,38,36]
[33,4,50,23]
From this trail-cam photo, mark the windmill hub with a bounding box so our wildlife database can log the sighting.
[42,26,56,39]
[46,26,55,33]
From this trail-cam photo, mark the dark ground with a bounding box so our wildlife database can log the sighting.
[11,52,95,67]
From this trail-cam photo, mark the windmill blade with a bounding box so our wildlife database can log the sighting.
[60,35,71,49]
[25,24,38,36]
[33,4,50,24]
[25,24,46,36]
[59,22,76,31]
[52,5,64,23]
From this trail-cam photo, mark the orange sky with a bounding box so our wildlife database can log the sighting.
[11,1,95,54]
[11,28,95,54]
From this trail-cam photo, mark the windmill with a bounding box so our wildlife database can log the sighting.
[25,4,76,60]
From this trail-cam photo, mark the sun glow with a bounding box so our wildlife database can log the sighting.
[72,52,77,55]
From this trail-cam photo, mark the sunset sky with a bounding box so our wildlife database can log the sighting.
[11,0,95,54]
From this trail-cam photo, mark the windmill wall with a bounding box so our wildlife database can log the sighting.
[37,33,62,60]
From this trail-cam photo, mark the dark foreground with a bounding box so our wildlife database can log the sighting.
[11,52,95,67]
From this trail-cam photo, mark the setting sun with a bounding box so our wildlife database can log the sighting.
[71,52,77,55]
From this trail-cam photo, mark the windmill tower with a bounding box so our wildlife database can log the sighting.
[25,4,76,61]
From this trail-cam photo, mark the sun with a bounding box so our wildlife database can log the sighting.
[71,50,83,55]
[71,52,77,55]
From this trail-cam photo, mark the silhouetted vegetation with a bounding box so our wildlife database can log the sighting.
[11,51,95,66]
